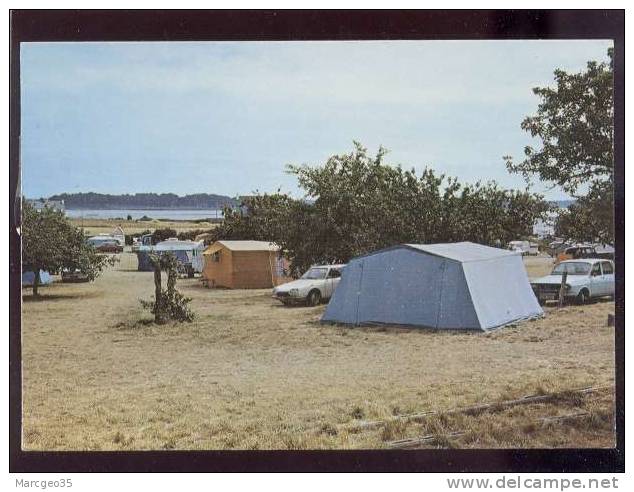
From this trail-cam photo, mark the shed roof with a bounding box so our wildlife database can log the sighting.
[404,242,518,262]
[205,240,280,253]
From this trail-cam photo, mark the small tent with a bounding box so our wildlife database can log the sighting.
[22,270,52,286]
[202,240,290,289]
[322,242,543,331]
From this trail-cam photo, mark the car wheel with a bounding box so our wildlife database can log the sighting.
[576,289,589,305]
[307,289,321,306]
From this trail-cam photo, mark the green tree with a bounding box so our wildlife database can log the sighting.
[504,48,614,242]
[554,182,614,243]
[216,142,549,274]
[21,201,116,296]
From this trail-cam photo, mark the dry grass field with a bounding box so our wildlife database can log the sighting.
[69,218,216,237]
[21,254,615,450]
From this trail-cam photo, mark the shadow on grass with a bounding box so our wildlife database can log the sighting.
[22,291,100,302]
[271,302,313,309]
[112,318,159,331]
[313,319,480,336]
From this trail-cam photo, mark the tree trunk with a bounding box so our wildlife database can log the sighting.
[32,269,40,297]
[167,266,176,300]
[154,265,163,324]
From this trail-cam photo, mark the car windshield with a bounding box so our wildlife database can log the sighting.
[301,267,328,280]
[551,262,591,276]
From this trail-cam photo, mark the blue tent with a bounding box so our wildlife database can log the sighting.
[322,242,543,331]
[136,249,190,271]
[22,270,52,286]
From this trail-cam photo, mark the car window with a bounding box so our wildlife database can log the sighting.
[591,263,601,276]
[301,267,328,280]
[602,262,614,275]
[327,268,341,279]
[551,262,591,276]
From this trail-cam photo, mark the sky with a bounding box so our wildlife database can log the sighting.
[20,40,612,201]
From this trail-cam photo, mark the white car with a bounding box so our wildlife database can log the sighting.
[531,259,615,304]
[272,264,346,306]
[508,240,539,256]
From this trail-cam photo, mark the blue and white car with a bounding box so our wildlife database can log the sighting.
[531,259,615,304]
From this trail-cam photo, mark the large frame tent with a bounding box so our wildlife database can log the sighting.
[322,242,543,331]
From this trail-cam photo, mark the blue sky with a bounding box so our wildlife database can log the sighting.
[21,40,612,200]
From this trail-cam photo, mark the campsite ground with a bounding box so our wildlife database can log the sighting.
[21,254,616,450]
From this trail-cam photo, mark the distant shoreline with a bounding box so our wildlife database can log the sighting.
[64,208,225,221]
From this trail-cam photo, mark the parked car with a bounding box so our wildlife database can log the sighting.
[96,240,123,253]
[555,244,614,263]
[87,237,124,253]
[507,240,539,256]
[547,240,572,257]
[61,268,90,283]
[530,259,615,304]
[272,264,346,306]
[593,243,615,260]
[132,233,156,252]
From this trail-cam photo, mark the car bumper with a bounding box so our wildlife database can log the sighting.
[272,293,307,303]
[531,285,576,301]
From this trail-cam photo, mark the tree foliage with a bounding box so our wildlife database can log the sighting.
[22,201,117,296]
[554,181,614,243]
[215,143,550,274]
[504,48,613,195]
[504,48,614,243]
[152,227,178,243]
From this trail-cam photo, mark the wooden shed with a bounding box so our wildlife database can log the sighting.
[202,240,290,289]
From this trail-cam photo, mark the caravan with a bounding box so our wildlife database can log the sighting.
[136,238,205,276]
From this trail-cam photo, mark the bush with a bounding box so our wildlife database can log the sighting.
[140,252,195,324]
[177,229,211,241]
[153,227,178,243]
[140,290,194,323]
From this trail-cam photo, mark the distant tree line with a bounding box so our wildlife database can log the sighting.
[212,143,551,274]
[47,192,238,210]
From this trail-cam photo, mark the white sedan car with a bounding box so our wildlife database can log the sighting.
[272,264,346,306]
[531,259,615,304]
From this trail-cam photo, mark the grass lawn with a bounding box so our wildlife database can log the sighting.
[21,254,615,450]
